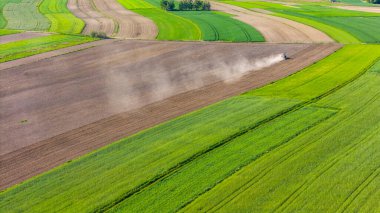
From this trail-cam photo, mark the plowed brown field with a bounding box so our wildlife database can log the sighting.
[67,0,157,39]
[0,40,341,190]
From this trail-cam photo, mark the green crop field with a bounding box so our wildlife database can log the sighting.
[222,0,380,43]
[117,0,264,42]
[0,34,95,62]
[2,0,50,31]
[173,11,264,42]
[132,8,201,40]
[0,29,20,36]
[1,44,379,212]
[39,0,84,34]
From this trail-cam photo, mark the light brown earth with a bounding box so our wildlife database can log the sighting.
[67,0,157,39]
[335,6,380,13]
[0,40,341,190]
[212,1,334,43]
[0,32,49,45]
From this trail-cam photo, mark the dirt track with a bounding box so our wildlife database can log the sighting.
[335,6,380,13]
[0,32,49,45]
[67,0,157,39]
[0,40,341,190]
[212,1,333,43]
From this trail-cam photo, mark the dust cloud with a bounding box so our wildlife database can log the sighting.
[106,53,285,113]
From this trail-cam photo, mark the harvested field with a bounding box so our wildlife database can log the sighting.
[67,0,157,39]
[211,1,333,43]
[0,40,341,190]
[0,32,49,45]
[335,6,380,14]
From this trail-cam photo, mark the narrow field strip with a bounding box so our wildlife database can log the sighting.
[0,35,95,63]
[0,29,20,36]
[0,32,49,45]
[0,44,376,212]
[39,0,85,34]
[2,0,50,31]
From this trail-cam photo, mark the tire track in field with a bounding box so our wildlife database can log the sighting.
[337,167,380,212]
[274,123,380,212]
[67,0,157,39]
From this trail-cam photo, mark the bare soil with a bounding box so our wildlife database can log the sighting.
[67,0,157,39]
[334,6,380,13]
[212,1,334,43]
[0,32,49,45]
[0,40,341,190]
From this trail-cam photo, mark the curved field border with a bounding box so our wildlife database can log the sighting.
[274,13,360,44]
[39,0,85,34]
[211,1,333,43]
[171,11,264,42]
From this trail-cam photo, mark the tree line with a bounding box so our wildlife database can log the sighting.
[365,0,379,3]
[160,0,211,11]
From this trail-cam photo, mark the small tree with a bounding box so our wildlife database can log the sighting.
[160,0,175,11]
[194,0,203,10]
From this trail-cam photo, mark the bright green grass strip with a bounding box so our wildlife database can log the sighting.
[0,96,299,212]
[109,106,336,212]
[2,0,50,31]
[39,0,85,34]
[132,8,201,40]
[246,45,380,99]
[0,29,21,36]
[117,0,154,9]
[0,34,95,62]
[183,63,380,212]
[172,11,264,42]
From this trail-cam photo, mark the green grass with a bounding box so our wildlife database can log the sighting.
[0,34,95,62]
[0,29,20,36]
[2,0,50,31]
[39,0,85,34]
[172,11,264,42]
[1,44,379,212]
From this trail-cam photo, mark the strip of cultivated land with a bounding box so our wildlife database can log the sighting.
[211,1,333,43]
[335,6,380,13]
[0,40,340,190]
[2,44,379,212]
[0,34,96,63]
[0,32,49,45]
[67,0,158,39]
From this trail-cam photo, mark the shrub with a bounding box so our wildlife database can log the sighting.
[90,31,108,39]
